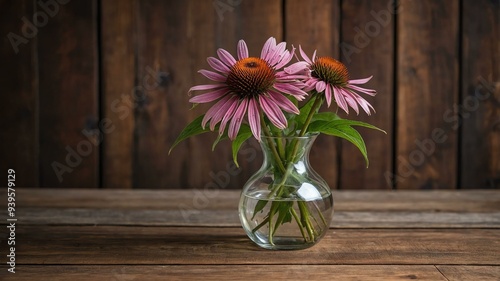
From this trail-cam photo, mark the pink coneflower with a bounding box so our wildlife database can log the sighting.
[188,37,307,141]
[285,46,376,115]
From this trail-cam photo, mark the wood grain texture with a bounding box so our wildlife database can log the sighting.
[340,0,394,189]
[101,0,137,189]
[9,189,500,212]
[460,0,500,189]
[38,0,99,187]
[0,265,449,281]
[285,0,341,189]
[5,226,499,265]
[397,0,459,189]
[12,208,500,228]
[0,0,38,187]
[436,266,500,281]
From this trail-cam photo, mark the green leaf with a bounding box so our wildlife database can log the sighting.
[310,121,370,167]
[212,129,228,151]
[311,111,340,122]
[296,96,317,127]
[251,200,268,220]
[309,119,386,133]
[231,124,253,167]
[272,202,293,236]
[169,115,210,154]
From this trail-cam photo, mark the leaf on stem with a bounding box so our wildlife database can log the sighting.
[169,115,210,154]
[251,200,268,220]
[231,124,253,167]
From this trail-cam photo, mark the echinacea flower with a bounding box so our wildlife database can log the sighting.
[189,37,307,141]
[285,46,376,115]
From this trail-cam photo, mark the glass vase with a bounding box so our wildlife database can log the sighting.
[238,134,334,250]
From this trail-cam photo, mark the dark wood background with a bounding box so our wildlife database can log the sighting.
[1,0,498,190]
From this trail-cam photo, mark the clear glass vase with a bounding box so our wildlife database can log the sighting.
[238,134,334,250]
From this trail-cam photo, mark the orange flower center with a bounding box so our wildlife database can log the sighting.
[311,57,349,86]
[226,57,275,98]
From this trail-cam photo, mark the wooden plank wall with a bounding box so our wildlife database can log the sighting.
[0,0,498,189]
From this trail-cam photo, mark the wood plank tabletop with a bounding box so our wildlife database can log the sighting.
[0,189,499,280]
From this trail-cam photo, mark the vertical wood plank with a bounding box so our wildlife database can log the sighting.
[285,0,341,189]
[38,0,99,187]
[397,0,459,189]
[135,0,214,188]
[212,0,282,189]
[0,0,38,187]
[136,0,282,189]
[340,0,394,189]
[461,0,500,188]
[101,0,136,189]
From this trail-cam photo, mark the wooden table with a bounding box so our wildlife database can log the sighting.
[0,189,499,280]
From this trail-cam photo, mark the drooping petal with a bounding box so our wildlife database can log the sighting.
[198,69,226,82]
[217,49,237,67]
[273,82,308,98]
[341,89,360,114]
[188,84,225,93]
[324,84,333,107]
[209,95,238,130]
[201,95,232,128]
[299,45,312,64]
[347,84,377,96]
[333,86,349,113]
[348,76,373,85]
[237,40,249,60]
[284,61,309,74]
[228,98,248,140]
[315,81,327,93]
[349,90,375,115]
[218,96,239,135]
[247,98,261,141]
[189,88,228,103]
[268,90,300,114]
[259,96,287,129]
[207,57,230,73]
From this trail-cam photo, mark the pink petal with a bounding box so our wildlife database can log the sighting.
[284,61,309,74]
[237,40,249,60]
[349,76,373,85]
[189,84,225,93]
[268,90,300,114]
[259,96,287,129]
[247,98,261,141]
[341,89,360,114]
[207,57,230,73]
[217,48,236,67]
[209,95,238,130]
[273,83,308,97]
[347,84,377,96]
[349,90,375,115]
[312,50,317,62]
[189,88,228,103]
[261,37,276,61]
[268,42,287,65]
[333,86,349,113]
[324,84,332,107]
[198,69,226,82]
[315,81,327,92]
[202,95,231,128]
[274,45,295,69]
[219,96,239,135]
[299,45,312,64]
[228,98,248,140]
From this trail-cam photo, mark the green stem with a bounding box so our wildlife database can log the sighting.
[290,207,308,242]
[260,112,286,174]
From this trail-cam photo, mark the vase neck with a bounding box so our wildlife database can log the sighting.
[259,134,317,169]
